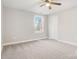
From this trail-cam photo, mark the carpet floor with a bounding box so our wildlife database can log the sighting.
[2,39,77,59]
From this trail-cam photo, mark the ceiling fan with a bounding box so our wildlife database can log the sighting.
[40,0,61,9]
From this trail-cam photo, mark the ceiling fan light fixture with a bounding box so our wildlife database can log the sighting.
[46,3,50,7]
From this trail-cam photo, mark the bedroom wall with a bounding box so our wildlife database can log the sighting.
[58,7,77,45]
[2,7,48,44]
[48,7,77,45]
[48,15,58,39]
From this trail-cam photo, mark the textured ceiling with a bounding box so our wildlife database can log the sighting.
[2,0,77,15]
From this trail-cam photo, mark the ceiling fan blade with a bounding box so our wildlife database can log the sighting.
[40,4,46,7]
[45,0,49,2]
[50,2,61,5]
[41,0,49,2]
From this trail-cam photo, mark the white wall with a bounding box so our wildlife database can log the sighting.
[58,7,77,45]
[48,7,77,45]
[2,7,48,44]
[48,15,58,39]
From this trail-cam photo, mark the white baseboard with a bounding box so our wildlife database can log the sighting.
[50,39,77,46]
[3,37,48,46]
[3,37,76,47]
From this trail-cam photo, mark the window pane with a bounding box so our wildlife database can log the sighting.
[34,15,44,33]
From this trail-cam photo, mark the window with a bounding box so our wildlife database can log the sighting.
[34,15,44,33]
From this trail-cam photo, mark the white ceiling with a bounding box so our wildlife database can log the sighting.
[2,0,77,15]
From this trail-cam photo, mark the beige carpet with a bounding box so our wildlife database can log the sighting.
[2,39,77,59]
